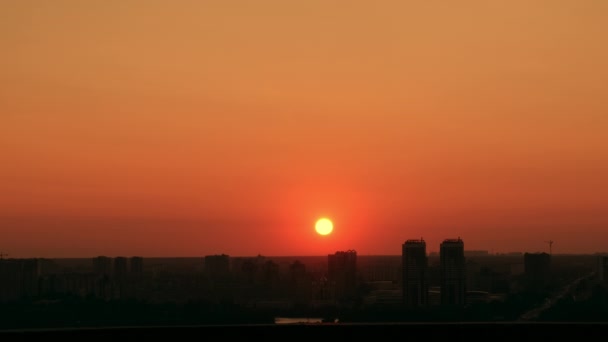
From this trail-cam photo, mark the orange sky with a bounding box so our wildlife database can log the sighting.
[1,0,607,258]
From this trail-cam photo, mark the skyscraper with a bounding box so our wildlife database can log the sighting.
[204,254,231,279]
[130,256,144,275]
[328,250,357,303]
[114,257,128,279]
[524,252,551,292]
[92,256,112,277]
[289,260,310,305]
[598,256,608,283]
[440,238,466,306]
[402,239,428,308]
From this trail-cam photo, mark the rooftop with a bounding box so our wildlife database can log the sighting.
[441,238,464,244]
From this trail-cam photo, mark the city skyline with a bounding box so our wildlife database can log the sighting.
[2,236,604,328]
[0,239,576,260]
[2,1,607,258]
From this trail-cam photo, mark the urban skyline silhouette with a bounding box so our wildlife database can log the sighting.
[2,0,607,338]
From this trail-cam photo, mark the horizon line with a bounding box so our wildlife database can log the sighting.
[3,252,607,260]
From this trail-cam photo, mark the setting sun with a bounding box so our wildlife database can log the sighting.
[315,218,334,236]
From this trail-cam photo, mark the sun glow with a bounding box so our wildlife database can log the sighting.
[315,218,333,236]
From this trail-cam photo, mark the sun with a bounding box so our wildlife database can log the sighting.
[315,218,333,236]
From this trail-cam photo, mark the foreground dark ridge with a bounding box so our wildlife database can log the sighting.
[2,322,608,341]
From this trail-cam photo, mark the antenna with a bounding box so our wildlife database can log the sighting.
[0,252,7,260]
[544,240,554,255]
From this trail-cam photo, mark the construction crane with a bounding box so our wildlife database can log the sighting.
[544,240,554,255]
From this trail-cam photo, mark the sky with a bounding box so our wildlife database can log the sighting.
[1,0,607,258]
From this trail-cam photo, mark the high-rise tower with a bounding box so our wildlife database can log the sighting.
[328,250,357,303]
[130,256,144,275]
[440,238,466,306]
[402,239,428,308]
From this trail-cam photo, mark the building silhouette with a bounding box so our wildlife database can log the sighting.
[0,258,41,302]
[114,257,128,279]
[599,256,608,283]
[92,256,112,277]
[130,256,144,274]
[359,256,401,283]
[204,254,231,279]
[440,238,466,306]
[111,257,128,299]
[524,252,551,292]
[261,259,280,291]
[288,260,311,305]
[402,239,428,308]
[328,250,358,304]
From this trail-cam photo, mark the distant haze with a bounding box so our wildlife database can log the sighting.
[1,1,607,258]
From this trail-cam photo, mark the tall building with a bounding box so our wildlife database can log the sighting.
[524,252,551,292]
[328,250,357,303]
[21,259,41,298]
[0,259,23,302]
[289,260,311,305]
[598,256,608,283]
[204,254,231,279]
[440,238,466,306]
[112,257,128,299]
[289,260,307,279]
[92,256,112,277]
[130,256,144,274]
[231,255,265,284]
[114,257,128,279]
[402,239,428,308]
[262,260,280,288]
